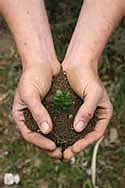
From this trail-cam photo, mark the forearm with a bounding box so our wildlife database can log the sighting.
[0,0,57,69]
[64,0,124,67]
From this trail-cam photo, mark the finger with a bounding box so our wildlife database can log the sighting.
[17,121,56,151]
[63,147,75,160]
[47,148,62,159]
[74,87,103,132]
[72,100,113,153]
[72,130,103,154]
[25,93,52,134]
[12,103,56,151]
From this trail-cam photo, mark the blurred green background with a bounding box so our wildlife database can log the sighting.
[0,1,125,187]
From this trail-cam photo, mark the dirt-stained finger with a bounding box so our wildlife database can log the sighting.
[12,106,56,151]
[72,100,113,153]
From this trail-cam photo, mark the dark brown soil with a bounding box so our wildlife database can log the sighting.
[23,68,96,151]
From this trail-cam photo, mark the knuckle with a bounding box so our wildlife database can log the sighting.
[82,111,93,121]
[22,131,30,142]
[15,124,25,139]
[22,91,32,102]
[87,111,93,119]
[96,131,104,139]
[94,128,104,138]
[12,108,15,117]
[99,131,104,138]
[12,107,17,120]
[19,87,35,103]
[33,111,41,123]
[17,127,24,138]
[16,124,32,142]
[107,102,113,119]
[109,103,113,115]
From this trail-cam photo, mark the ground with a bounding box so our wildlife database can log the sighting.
[24,68,95,152]
[0,1,125,188]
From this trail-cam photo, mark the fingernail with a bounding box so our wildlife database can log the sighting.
[75,121,85,132]
[40,121,50,134]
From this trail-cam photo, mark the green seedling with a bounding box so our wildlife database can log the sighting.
[53,89,73,112]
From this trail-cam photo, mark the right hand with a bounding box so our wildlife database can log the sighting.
[12,61,62,158]
[62,62,113,160]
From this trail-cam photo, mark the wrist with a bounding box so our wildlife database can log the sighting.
[63,55,99,74]
[22,55,60,77]
[21,54,52,72]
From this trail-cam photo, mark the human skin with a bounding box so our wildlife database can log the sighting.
[62,0,125,160]
[0,0,125,160]
[0,0,62,158]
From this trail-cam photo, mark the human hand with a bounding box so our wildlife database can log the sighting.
[12,62,62,158]
[62,62,113,160]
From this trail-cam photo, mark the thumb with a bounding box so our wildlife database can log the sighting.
[26,93,52,135]
[74,89,102,132]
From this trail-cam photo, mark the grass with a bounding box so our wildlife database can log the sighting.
[0,138,93,187]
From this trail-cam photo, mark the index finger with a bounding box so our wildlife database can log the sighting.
[72,100,113,153]
[63,118,107,160]
[64,99,112,159]
[13,109,56,151]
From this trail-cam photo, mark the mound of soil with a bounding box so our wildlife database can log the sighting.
[23,68,96,151]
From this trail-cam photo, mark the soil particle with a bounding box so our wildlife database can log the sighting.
[23,68,96,151]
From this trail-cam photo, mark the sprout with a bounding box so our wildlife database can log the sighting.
[53,89,73,112]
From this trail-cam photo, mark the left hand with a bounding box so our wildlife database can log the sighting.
[12,61,62,159]
[62,62,113,160]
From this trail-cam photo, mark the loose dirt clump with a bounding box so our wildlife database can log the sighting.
[23,68,96,151]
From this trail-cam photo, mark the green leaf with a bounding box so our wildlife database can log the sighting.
[63,102,72,107]
[55,89,63,97]
[53,89,73,112]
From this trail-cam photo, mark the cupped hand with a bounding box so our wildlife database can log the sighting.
[12,62,62,158]
[62,62,113,160]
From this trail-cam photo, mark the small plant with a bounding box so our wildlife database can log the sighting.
[53,89,73,112]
